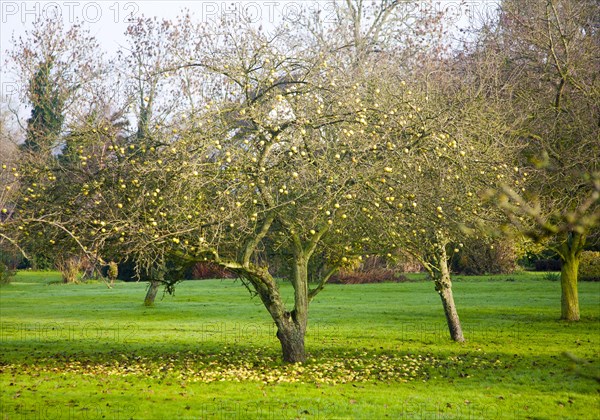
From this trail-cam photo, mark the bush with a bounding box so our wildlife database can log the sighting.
[535,258,562,271]
[359,253,424,273]
[453,238,517,275]
[56,257,81,283]
[107,261,119,285]
[329,269,409,284]
[579,251,600,282]
[0,262,16,285]
[28,254,55,270]
[327,255,415,284]
[395,257,423,273]
[0,246,19,284]
[115,260,137,281]
[543,272,561,282]
[191,262,235,279]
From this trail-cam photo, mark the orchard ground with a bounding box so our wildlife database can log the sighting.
[0,271,598,419]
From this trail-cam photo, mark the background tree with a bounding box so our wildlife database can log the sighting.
[22,56,64,153]
[292,0,486,343]
[6,18,104,154]
[295,1,515,342]
[300,0,445,68]
[471,0,600,321]
[3,17,108,273]
[0,108,26,276]
[118,15,198,301]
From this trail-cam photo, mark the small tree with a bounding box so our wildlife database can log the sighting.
[56,255,81,284]
[351,57,517,341]
[107,261,118,286]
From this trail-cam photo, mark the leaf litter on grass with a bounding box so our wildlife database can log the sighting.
[0,348,460,385]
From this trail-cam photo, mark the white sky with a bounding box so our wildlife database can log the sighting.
[1,1,327,109]
[1,1,499,113]
[1,1,326,56]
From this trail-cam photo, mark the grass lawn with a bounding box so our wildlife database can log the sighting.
[1,271,599,419]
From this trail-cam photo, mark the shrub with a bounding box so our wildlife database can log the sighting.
[329,269,409,284]
[28,254,54,270]
[543,272,560,282]
[579,251,600,282]
[0,246,24,271]
[56,257,81,283]
[359,253,423,273]
[115,260,137,281]
[107,261,119,285]
[79,256,100,280]
[0,244,21,284]
[453,238,517,275]
[0,262,16,285]
[535,258,562,271]
[191,262,235,279]
[393,253,423,273]
[327,255,414,284]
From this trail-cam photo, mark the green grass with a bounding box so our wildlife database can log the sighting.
[1,271,599,419]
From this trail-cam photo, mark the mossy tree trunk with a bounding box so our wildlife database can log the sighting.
[231,264,308,364]
[219,214,334,363]
[277,255,309,363]
[144,280,160,306]
[276,319,306,363]
[559,232,585,321]
[234,256,310,364]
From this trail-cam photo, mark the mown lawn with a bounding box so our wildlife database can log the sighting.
[1,271,599,419]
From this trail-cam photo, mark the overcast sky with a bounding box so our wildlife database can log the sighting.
[1,1,498,112]
[0,1,322,107]
[1,1,325,56]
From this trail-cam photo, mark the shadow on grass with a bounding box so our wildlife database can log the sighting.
[1,338,598,394]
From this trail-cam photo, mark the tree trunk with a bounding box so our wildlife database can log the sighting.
[144,280,160,306]
[265,257,309,364]
[435,246,465,342]
[272,258,309,364]
[560,252,580,321]
[436,281,465,342]
[559,232,585,322]
[231,237,312,364]
[239,266,308,364]
[276,320,306,363]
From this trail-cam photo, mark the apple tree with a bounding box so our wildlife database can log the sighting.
[345,59,517,342]
[12,17,416,363]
